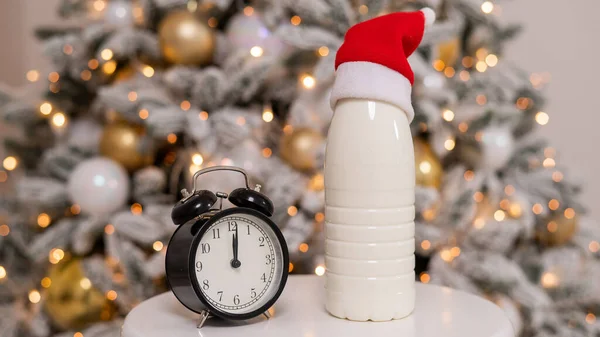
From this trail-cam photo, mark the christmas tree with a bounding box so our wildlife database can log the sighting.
[1,0,599,336]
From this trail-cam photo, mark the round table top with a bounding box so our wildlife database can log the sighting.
[122,275,514,337]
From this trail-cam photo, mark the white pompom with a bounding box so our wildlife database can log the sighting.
[420,8,436,27]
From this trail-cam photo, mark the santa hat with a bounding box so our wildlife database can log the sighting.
[330,8,436,122]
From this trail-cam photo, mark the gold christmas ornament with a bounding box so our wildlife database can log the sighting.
[280,127,324,171]
[158,10,215,65]
[414,137,443,188]
[536,213,578,246]
[99,122,154,172]
[436,37,461,68]
[44,258,116,330]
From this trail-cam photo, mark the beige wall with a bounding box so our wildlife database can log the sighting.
[1,0,599,220]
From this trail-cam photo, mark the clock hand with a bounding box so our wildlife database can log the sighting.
[231,224,241,268]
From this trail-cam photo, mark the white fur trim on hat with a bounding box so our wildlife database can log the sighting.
[330,61,414,122]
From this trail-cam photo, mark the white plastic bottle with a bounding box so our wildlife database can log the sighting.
[324,9,435,321]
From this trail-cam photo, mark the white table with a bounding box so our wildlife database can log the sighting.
[122,275,515,337]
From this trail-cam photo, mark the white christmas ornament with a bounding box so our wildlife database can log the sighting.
[225,13,286,57]
[68,157,129,215]
[104,0,143,26]
[480,126,514,170]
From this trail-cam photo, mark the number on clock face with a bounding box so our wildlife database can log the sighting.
[194,214,284,315]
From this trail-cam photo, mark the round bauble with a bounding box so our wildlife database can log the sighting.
[479,126,514,170]
[225,12,286,57]
[435,37,461,68]
[414,137,443,188]
[104,0,144,27]
[158,10,215,65]
[536,213,578,247]
[280,128,324,171]
[44,258,116,330]
[68,157,129,216]
[99,122,154,172]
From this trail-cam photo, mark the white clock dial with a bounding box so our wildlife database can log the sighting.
[193,213,285,315]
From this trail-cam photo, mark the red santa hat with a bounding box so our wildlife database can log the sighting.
[330,8,436,122]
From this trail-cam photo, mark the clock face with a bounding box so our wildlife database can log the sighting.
[192,210,287,317]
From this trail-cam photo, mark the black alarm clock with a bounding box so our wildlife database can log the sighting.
[165,166,289,328]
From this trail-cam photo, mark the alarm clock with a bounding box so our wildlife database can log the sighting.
[165,166,289,328]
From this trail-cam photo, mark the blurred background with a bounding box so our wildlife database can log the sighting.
[1,1,600,337]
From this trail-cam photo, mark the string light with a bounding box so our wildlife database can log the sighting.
[199,111,209,120]
[318,46,329,57]
[442,109,455,122]
[535,112,549,125]
[37,213,51,228]
[552,171,564,182]
[542,158,555,168]
[540,272,559,288]
[433,60,445,71]
[40,102,53,115]
[101,49,114,61]
[63,44,74,55]
[589,241,600,253]
[485,54,499,67]
[88,59,99,70]
[2,156,18,171]
[93,0,106,11]
[29,290,41,304]
[128,91,138,102]
[0,266,6,279]
[532,203,543,214]
[80,277,92,290]
[138,109,149,120]
[261,148,272,158]
[422,208,436,221]
[450,247,461,257]
[443,67,455,78]
[464,170,475,181]
[106,290,118,301]
[187,0,197,11]
[49,248,65,264]
[142,65,155,77]
[71,204,81,215]
[421,240,431,250]
[298,243,309,253]
[476,95,487,105]
[475,61,488,72]
[419,272,431,283]
[192,153,204,166]
[0,224,9,236]
[440,249,453,262]
[236,117,246,126]
[287,206,298,216]
[243,6,254,16]
[444,138,456,151]
[131,203,143,215]
[516,97,531,110]
[481,1,494,14]
[547,221,558,233]
[504,185,515,195]
[26,70,40,82]
[48,72,60,83]
[586,313,596,324]
[105,224,115,235]
[289,263,294,273]
[493,210,506,222]
[462,56,475,68]
[508,203,522,218]
[458,122,469,132]
[250,46,264,57]
[0,171,6,183]
[548,199,560,211]
[180,100,191,111]
[301,75,316,89]
[283,124,293,134]
[167,133,178,144]
[473,192,484,202]
[208,17,218,28]
[419,161,432,174]
[80,70,92,81]
[474,217,485,229]
[315,212,325,222]
[459,70,470,81]
[52,112,67,127]
[41,277,52,288]
[102,60,117,75]
[290,15,301,26]
[315,265,325,276]
[262,109,274,122]
[74,332,84,337]
[358,5,369,15]
[564,208,575,219]
[153,241,164,251]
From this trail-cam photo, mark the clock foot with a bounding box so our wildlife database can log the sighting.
[263,311,271,319]
[197,310,210,329]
